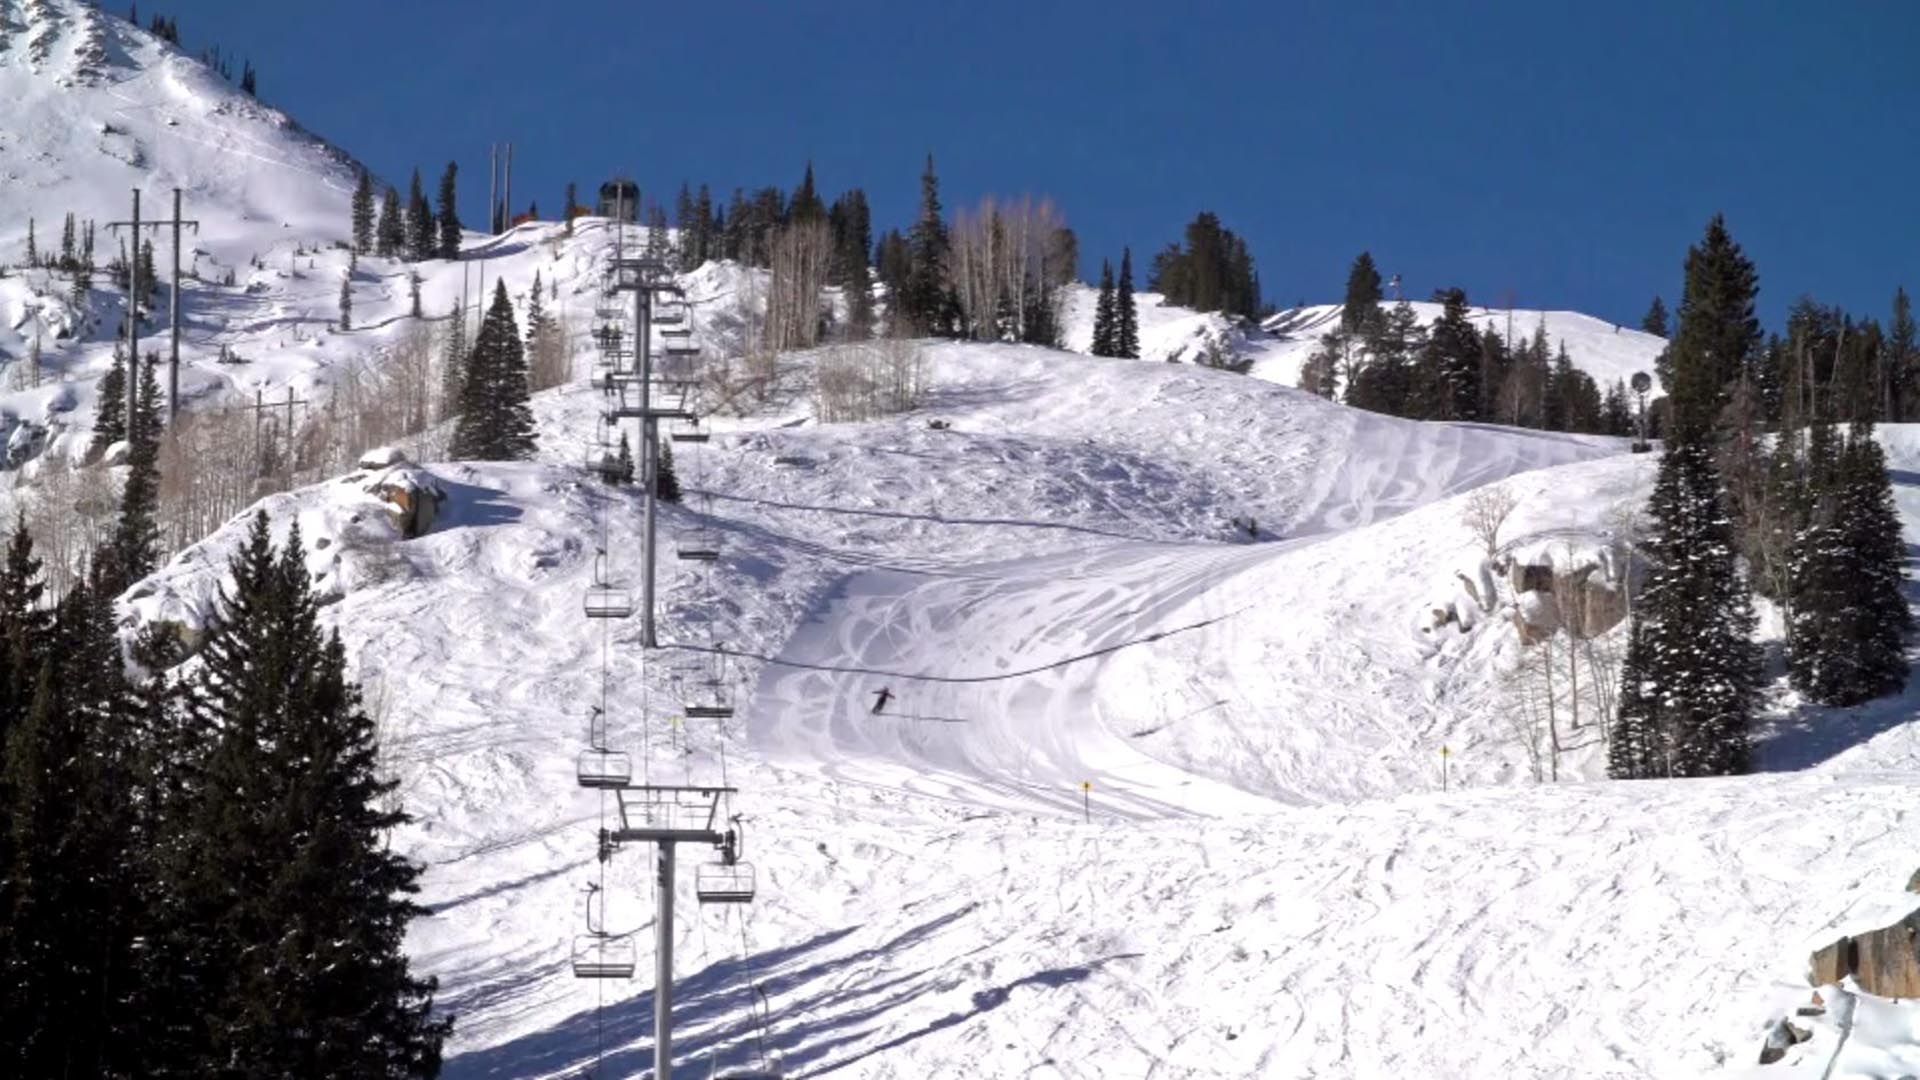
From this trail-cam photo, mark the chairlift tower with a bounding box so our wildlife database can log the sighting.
[574,194,771,1079]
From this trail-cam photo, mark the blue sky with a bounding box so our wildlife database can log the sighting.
[169,0,1914,328]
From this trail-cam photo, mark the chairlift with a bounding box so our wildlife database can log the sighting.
[584,585,635,620]
[586,705,610,750]
[572,933,637,980]
[660,322,694,338]
[676,528,722,563]
[577,748,633,788]
[695,861,755,903]
[653,307,686,327]
[670,417,711,444]
[663,339,701,357]
[674,653,735,719]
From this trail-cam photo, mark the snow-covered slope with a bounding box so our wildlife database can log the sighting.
[1251,301,1668,395]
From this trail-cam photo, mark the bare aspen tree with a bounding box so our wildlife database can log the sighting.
[765,220,832,353]
[1461,485,1519,559]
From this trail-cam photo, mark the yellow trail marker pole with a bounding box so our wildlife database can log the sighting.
[1081,781,1091,824]
[1441,746,1451,792]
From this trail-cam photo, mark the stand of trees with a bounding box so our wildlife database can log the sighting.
[1148,212,1261,318]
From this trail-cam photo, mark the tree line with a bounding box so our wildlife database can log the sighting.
[1609,216,1910,778]
[2,353,449,1073]
[1299,252,1637,436]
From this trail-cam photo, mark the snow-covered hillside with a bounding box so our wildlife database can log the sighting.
[10,8,1920,1076]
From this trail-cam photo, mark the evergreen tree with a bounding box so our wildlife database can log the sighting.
[59,213,76,271]
[436,162,461,259]
[1601,379,1634,436]
[1148,213,1262,318]
[138,237,159,310]
[437,304,466,423]
[166,515,451,1075]
[1892,287,1917,421]
[1347,298,1423,415]
[406,169,434,263]
[1642,296,1669,337]
[351,169,376,254]
[902,154,952,335]
[1420,288,1481,420]
[1090,260,1116,357]
[377,186,405,259]
[564,181,577,237]
[1341,251,1385,336]
[656,438,680,503]
[613,431,634,486]
[339,274,353,331]
[1115,247,1139,359]
[23,219,34,268]
[1668,215,1760,442]
[91,344,129,457]
[106,355,164,593]
[450,280,536,460]
[1611,217,1763,779]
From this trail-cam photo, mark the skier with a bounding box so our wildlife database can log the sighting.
[871,687,894,715]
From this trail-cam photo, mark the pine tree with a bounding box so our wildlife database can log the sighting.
[23,219,34,268]
[240,61,256,97]
[1090,260,1116,357]
[1610,217,1763,779]
[1115,247,1139,359]
[613,431,634,486]
[1420,288,1480,421]
[436,162,461,259]
[1892,286,1917,421]
[339,274,353,331]
[437,304,466,423]
[377,186,405,258]
[409,269,423,319]
[565,181,578,236]
[59,213,75,271]
[138,237,159,310]
[1642,296,1669,337]
[91,344,128,457]
[903,154,952,336]
[406,169,434,263]
[656,438,681,503]
[351,169,376,254]
[450,280,536,460]
[1341,251,1385,336]
[167,515,451,1074]
[105,355,164,593]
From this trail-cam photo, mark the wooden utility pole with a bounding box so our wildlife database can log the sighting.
[248,385,313,488]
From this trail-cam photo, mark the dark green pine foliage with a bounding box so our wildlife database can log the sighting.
[1341,251,1384,335]
[377,186,405,259]
[351,169,376,254]
[1090,261,1116,357]
[436,162,461,260]
[1667,215,1761,443]
[105,355,165,594]
[1890,287,1916,422]
[1419,288,1481,420]
[1602,379,1634,436]
[1788,417,1910,705]
[1642,296,1669,337]
[1146,212,1262,318]
[91,344,129,457]
[0,564,142,1078]
[1114,248,1139,359]
[656,438,681,503]
[1348,298,1422,415]
[406,169,435,263]
[564,181,578,237]
[1610,216,1763,779]
[450,280,536,460]
[168,516,451,1075]
[902,154,953,336]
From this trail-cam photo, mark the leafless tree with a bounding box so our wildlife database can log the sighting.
[1461,485,1519,559]
[765,220,832,353]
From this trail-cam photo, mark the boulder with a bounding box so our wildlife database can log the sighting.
[1808,908,1920,998]
[1510,561,1554,594]
[1756,1017,1811,1065]
[1907,866,1920,893]
[363,466,445,539]
[358,445,408,469]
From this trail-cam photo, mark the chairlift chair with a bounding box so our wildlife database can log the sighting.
[572,933,637,979]
[663,339,701,357]
[695,860,756,904]
[583,585,635,620]
[586,446,623,482]
[676,529,722,562]
[577,748,634,788]
[652,307,687,327]
[674,653,735,719]
[586,705,610,750]
[669,417,710,444]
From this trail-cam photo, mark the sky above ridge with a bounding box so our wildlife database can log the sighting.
[164,0,1916,329]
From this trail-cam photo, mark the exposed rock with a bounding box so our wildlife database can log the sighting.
[1510,561,1554,594]
[1756,1017,1811,1065]
[366,468,444,539]
[1906,866,1920,893]
[1808,908,1920,998]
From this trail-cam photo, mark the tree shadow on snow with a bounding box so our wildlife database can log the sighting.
[442,900,1131,1080]
[432,477,527,531]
